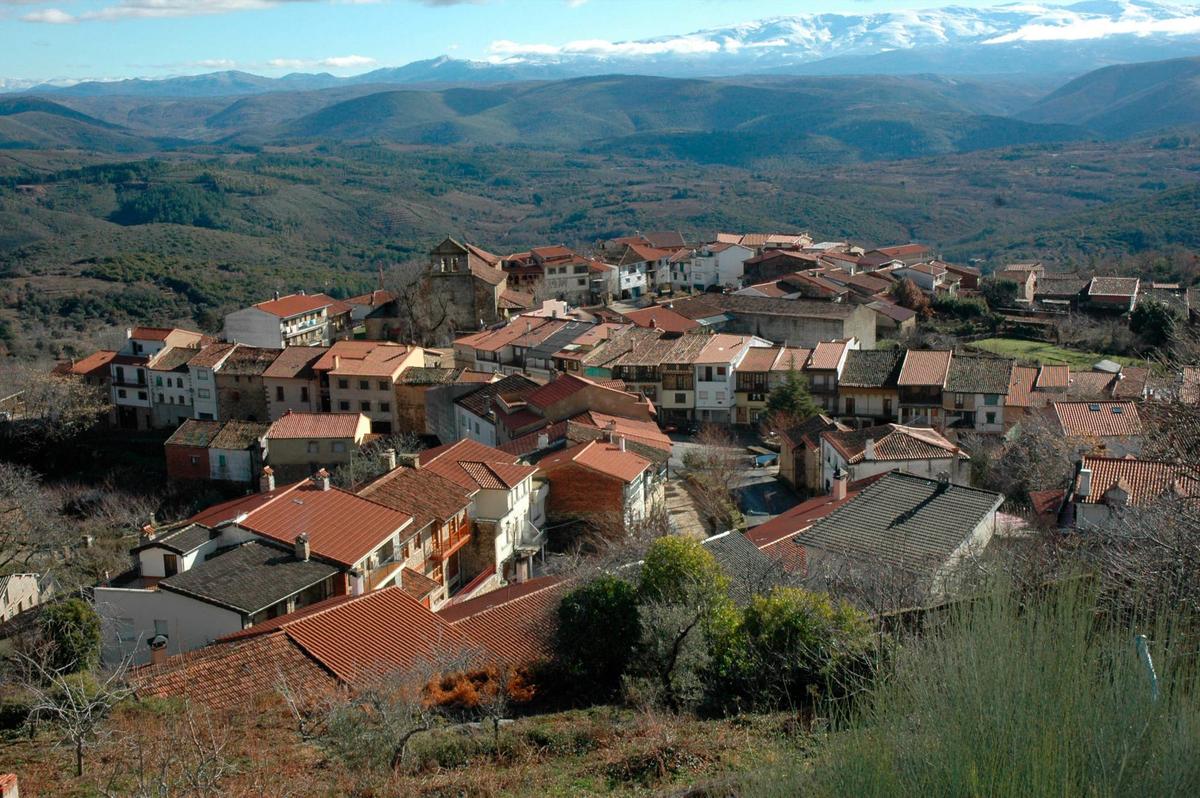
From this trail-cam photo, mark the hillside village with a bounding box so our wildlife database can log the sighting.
[3,228,1199,794]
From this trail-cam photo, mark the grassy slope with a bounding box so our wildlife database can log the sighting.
[970,338,1148,369]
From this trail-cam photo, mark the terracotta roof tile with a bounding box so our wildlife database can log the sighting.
[620,306,700,333]
[419,439,536,491]
[1088,277,1139,296]
[359,465,474,532]
[252,294,334,318]
[808,340,850,371]
[1035,363,1071,389]
[537,439,651,483]
[53,349,117,377]
[1078,456,1199,506]
[267,412,366,440]
[1053,401,1142,438]
[312,341,415,378]
[898,350,952,387]
[262,346,328,379]
[440,576,568,665]
[945,354,1013,395]
[823,424,961,464]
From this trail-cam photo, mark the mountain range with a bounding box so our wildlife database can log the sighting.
[7,1,1200,98]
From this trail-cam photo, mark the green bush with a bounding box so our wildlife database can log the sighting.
[555,576,641,701]
[112,183,225,228]
[39,598,101,674]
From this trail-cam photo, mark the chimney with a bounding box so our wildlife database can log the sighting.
[350,569,365,596]
[617,435,626,452]
[149,641,168,667]
[831,465,848,500]
[312,468,331,491]
[274,290,280,301]
[259,465,275,493]
[294,532,310,561]
[536,432,549,450]
[605,419,618,443]
[398,451,421,470]
[1076,464,1093,499]
[381,448,397,471]
[864,438,876,461]
[333,354,340,370]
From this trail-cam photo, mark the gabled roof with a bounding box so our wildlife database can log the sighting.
[346,289,396,308]
[165,419,223,448]
[419,439,537,491]
[132,522,214,555]
[359,464,475,533]
[867,300,917,323]
[807,340,849,371]
[1035,363,1071,390]
[210,421,269,450]
[526,372,638,411]
[671,293,861,321]
[148,346,201,372]
[898,350,952,387]
[1052,401,1142,438]
[874,244,930,258]
[697,334,755,364]
[800,472,1002,570]
[312,341,415,378]
[620,306,700,333]
[945,354,1014,395]
[747,492,859,550]
[536,439,652,483]
[455,374,540,419]
[569,411,671,453]
[217,345,279,376]
[131,326,200,341]
[701,531,793,606]
[839,349,904,389]
[1088,277,1140,297]
[262,346,328,379]
[251,294,333,318]
[158,540,339,615]
[777,414,846,450]
[1005,365,1043,409]
[440,576,568,664]
[823,423,961,464]
[267,412,366,440]
[191,480,411,568]
[1077,456,1199,507]
[619,242,673,265]
[53,350,118,378]
[187,342,237,369]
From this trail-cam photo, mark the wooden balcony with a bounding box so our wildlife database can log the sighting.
[431,524,472,562]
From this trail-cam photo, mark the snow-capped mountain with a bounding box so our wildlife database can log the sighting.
[486,1,1200,75]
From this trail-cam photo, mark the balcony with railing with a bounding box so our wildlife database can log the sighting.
[516,518,546,555]
[431,521,472,562]
[366,560,403,591]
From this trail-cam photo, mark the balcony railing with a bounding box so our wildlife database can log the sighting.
[431,524,472,562]
[516,519,546,554]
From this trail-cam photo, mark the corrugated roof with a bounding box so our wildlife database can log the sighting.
[898,350,952,387]
[1053,401,1142,438]
[267,412,366,440]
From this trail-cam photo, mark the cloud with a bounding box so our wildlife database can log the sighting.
[488,35,722,60]
[267,54,377,69]
[21,7,76,22]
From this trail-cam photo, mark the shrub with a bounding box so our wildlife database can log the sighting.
[555,576,641,701]
[39,599,101,674]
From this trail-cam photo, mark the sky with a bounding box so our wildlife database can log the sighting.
[0,0,1020,83]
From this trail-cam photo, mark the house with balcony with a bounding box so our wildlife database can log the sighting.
[223,293,351,349]
[109,327,206,430]
[685,242,755,291]
[805,339,857,414]
[694,334,773,424]
[502,246,596,305]
[358,460,479,603]
[943,354,1014,433]
[733,345,812,425]
[417,439,547,592]
[897,350,953,427]
[146,347,200,428]
[312,341,425,434]
[837,349,903,423]
[618,242,674,296]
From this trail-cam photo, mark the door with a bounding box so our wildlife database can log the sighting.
[163,554,178,577]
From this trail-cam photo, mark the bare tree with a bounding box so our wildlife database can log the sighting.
[681,424,745,532]
[381,260,453,346]
[0,462,63,573]
[0,362,110,447]
[17,651,132,777]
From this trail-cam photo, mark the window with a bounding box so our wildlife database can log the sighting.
[675,393,686,404]
[276,386,285,401]
[359,380,369,390]
[716,391,726,401]
[883,398,893,416]
[153,619,169,637]
[338,401,350,411]
[197,388,211,399]
[984,394,999,406]
[332,441,346,453]
[985,412,997,425]
[163,554,178,577]
[155,376,163,386]
[218,454,227,467]
[198,370,209,381]
[307,441,319,454]
[117,389,127,399]
[176,378,184,388]
[378,381,388,391]
[115,366,125,383]
[954,393,966,409]
[360,401,371,412]
[190,455,199,465]
[698,390,709,400]
[717,366,726,377]
[338,379,349,389]
[138,391,147,401]
[379,401,390,412]
[157,393,164,403]
[845,397,856,415]
[300,386,309,402]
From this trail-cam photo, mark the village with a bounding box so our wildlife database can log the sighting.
[2,228,1198,794]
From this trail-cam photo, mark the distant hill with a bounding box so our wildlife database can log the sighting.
[1018,56,1200,138]
[0,96,151,151]
[256,74,1088,165]
[29,70,345,99]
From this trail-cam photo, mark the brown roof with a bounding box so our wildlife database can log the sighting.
[131,326,196,341]
[620,306,700,333]
[218,346,279,376]
[569,411,671,453]
[876,244,930,258]
[945,354,1014,395]
[440,576,568,665]
[210,420,269,450]
[252,294,334,318]
[187,342,236,369]
[898,350,952,387]
[1006,365,1043,408]
[1088,277,1139,297]
[697,334,754,364]
[359,465,475,533]
[165,419,222,448]
[1035,363,1071,390]
[267,412,366,440]
[738,346,784,373]
[313,341,415,378]
[498,288,535,310]
[346,289,396,308]
[1052,401,1142,438]
[536,439,651,483]
[808,340,849,371]
[53,350,117,377]
[527,372,641,412]
[455,374,539,418]
[192,480,411,568]
[419,439,536,491]
[1077,456,1199,506]
[262,346,328,379]
[822,424,961,464]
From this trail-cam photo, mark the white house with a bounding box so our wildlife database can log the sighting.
[686,242,755,291]
[224,293,341,349]
[693,334,773,424]
[819,423,970,491]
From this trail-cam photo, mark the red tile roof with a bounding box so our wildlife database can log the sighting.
[359,465,474,532]
[823,424,960,464]
[570,411,671,453]
[898,350,952,387]
[131,326,193,341]
[876,244,930,258]
[1035,363,1070,389]
[1077,457,1198,506]
[312,341,415,377]
[498,421,570,456]
[191,480,411,567]
[808,340,849,371]
[440,576,568,665]
[252,294,334,318]
[620,306,700,333]
[261,345,328,379]
[537,439,651,483]
[1053,401,1142,438]
[419,439,537,491]
[267,412,366,440]
[526,372,640,412]
[53,349,117,377]
[1006,365,1043,409]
